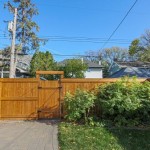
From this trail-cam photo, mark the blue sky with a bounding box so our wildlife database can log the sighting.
[0,0,150,61]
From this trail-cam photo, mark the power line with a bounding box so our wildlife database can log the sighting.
[38,35,132,44]
[100,0,138,50]
[39,35,131,42]
[0,37,131,44]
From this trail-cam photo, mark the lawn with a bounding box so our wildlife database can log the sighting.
[59,122,150,150]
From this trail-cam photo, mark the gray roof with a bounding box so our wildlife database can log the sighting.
[59,59,103,68]
[0,54,32,72]
[110,67,150,78]
[16,55,32,72]
[115,61,150,68]
[17,55,32,65]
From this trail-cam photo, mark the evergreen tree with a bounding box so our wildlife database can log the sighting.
[30,51,57,79]
[6,0,44,53]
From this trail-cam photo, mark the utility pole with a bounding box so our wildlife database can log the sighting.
[9,8,17,78]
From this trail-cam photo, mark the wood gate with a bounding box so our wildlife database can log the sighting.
[36,71,64,119]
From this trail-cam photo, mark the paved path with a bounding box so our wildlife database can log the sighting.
[0,120,59,150]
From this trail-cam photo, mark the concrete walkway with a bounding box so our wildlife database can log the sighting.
[0,120,59,150]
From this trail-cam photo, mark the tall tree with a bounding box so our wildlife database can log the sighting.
[140,30,150,61]
[30,51,57,79]
[129,30,150,62]
[129,39,140,56]
[5,0,44,77]
[101,47,129,63]
[59,59,88,78]
[129,39,141,60]
[141,30,150,49]
[86,47,128,64]
[6,0,44,53]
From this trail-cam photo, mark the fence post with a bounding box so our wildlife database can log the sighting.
[59,75,63,118]
[0,80,2,119]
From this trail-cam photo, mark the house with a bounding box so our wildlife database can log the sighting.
[16,55,32,77]
[0,53,31,78]
[59,58,103,78]
[109,61,150,78]
[83,59,103,78]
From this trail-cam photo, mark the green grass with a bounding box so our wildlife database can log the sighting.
[59,122,150,150]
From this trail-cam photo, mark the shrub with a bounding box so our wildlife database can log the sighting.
[137,81,150,122]
[97,77,150,126]
[64,89,96,123]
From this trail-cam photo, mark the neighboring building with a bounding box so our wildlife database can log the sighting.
[0,53,32,78]
[59,58,103,78]
[109,61,150,78]
[83,59,103,78]
[16,55,32,77]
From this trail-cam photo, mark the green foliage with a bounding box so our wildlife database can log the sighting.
[129,39,140,57]
[64,89,96,123]
[59,59,88,78]
[129,30,150,62]
[97,77,150,126]
[137,81,150,121]
[30,51,57,79]
[139,49,150,62]
[64,77,150,127]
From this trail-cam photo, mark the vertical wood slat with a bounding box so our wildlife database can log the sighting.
[38,80,60,119]
[0,78,39,120]
[61,78,147,94]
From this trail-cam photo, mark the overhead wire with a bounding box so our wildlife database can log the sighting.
[0,1,138,57]
[100,0,138,50]
[39,35,131,43]
[0,37,131,44]
[38,35,132,44]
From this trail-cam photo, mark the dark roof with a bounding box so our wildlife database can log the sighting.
[59,59,103,68]
[83,59,103,68]
[109,67,150,78]
[115,61,150,68]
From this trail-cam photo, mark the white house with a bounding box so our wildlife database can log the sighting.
[59,58,103,78]
[82,59,103,78]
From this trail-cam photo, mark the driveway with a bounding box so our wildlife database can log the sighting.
[0,120,59,150]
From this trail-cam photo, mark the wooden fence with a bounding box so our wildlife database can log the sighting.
[0,78,148,120]
[0,78,38,120]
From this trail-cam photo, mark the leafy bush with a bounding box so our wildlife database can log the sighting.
[64,89,96,123]
[137,81,150,122]
[97,77,150,126]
